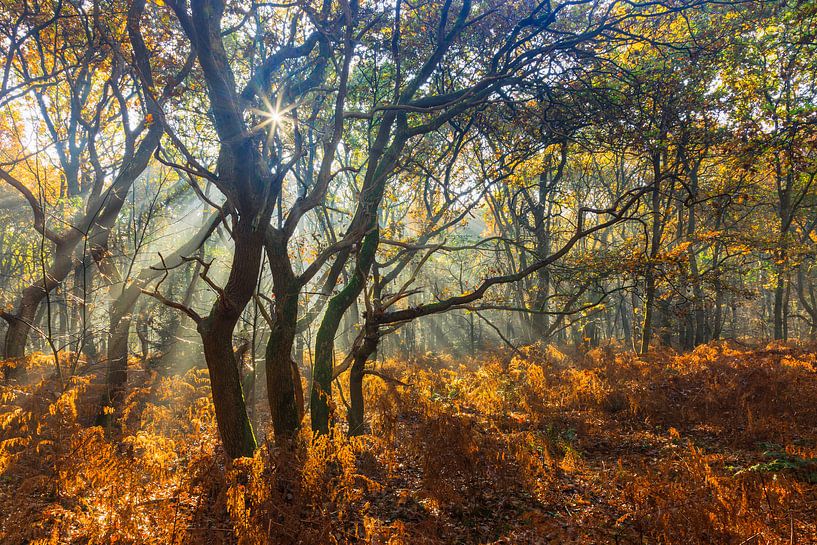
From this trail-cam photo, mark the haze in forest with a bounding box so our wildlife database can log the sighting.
[0,0,816,543]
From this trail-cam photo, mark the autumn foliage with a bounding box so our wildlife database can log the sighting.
[1,343,815,544]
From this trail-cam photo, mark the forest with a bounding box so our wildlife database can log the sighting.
[0,0,816,543]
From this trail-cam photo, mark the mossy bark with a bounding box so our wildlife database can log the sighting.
[311,229,379,434]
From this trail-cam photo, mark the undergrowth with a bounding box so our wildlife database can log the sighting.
[1,342,815,544]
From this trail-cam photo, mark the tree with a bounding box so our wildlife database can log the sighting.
[0,1,168,379]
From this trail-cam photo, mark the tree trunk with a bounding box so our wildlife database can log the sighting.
[265,289,303,440]
[264,234,306,441]
[640,270,656,354]
[796,266,817,339]
[198,222,260,459]
[311,229,378,434]
[773,266,785,340]
[640,152,663,355]
[348,324,378,436]
[3,241,76,379]
[2,287,41,378]
[618,293,632,347]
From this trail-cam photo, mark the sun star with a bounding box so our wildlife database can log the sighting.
[251,93,296,145]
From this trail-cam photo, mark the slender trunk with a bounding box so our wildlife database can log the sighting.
[774,265,785,340]
[640,152,662,355]
[796,266,817,339]
[641,270,656,354]
[311,229,378,434]
[348,324,378,436]
[57,287,68,347]
[619,293,632,347]
[658,298,671,347]
[712,227,724,340]
[106,313,131,398]
[783,276,790,341]
[136,312,150,360]
[295,334,305,374]
[469,311,476,356]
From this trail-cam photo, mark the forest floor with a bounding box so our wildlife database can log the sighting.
[1,341,817,544]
